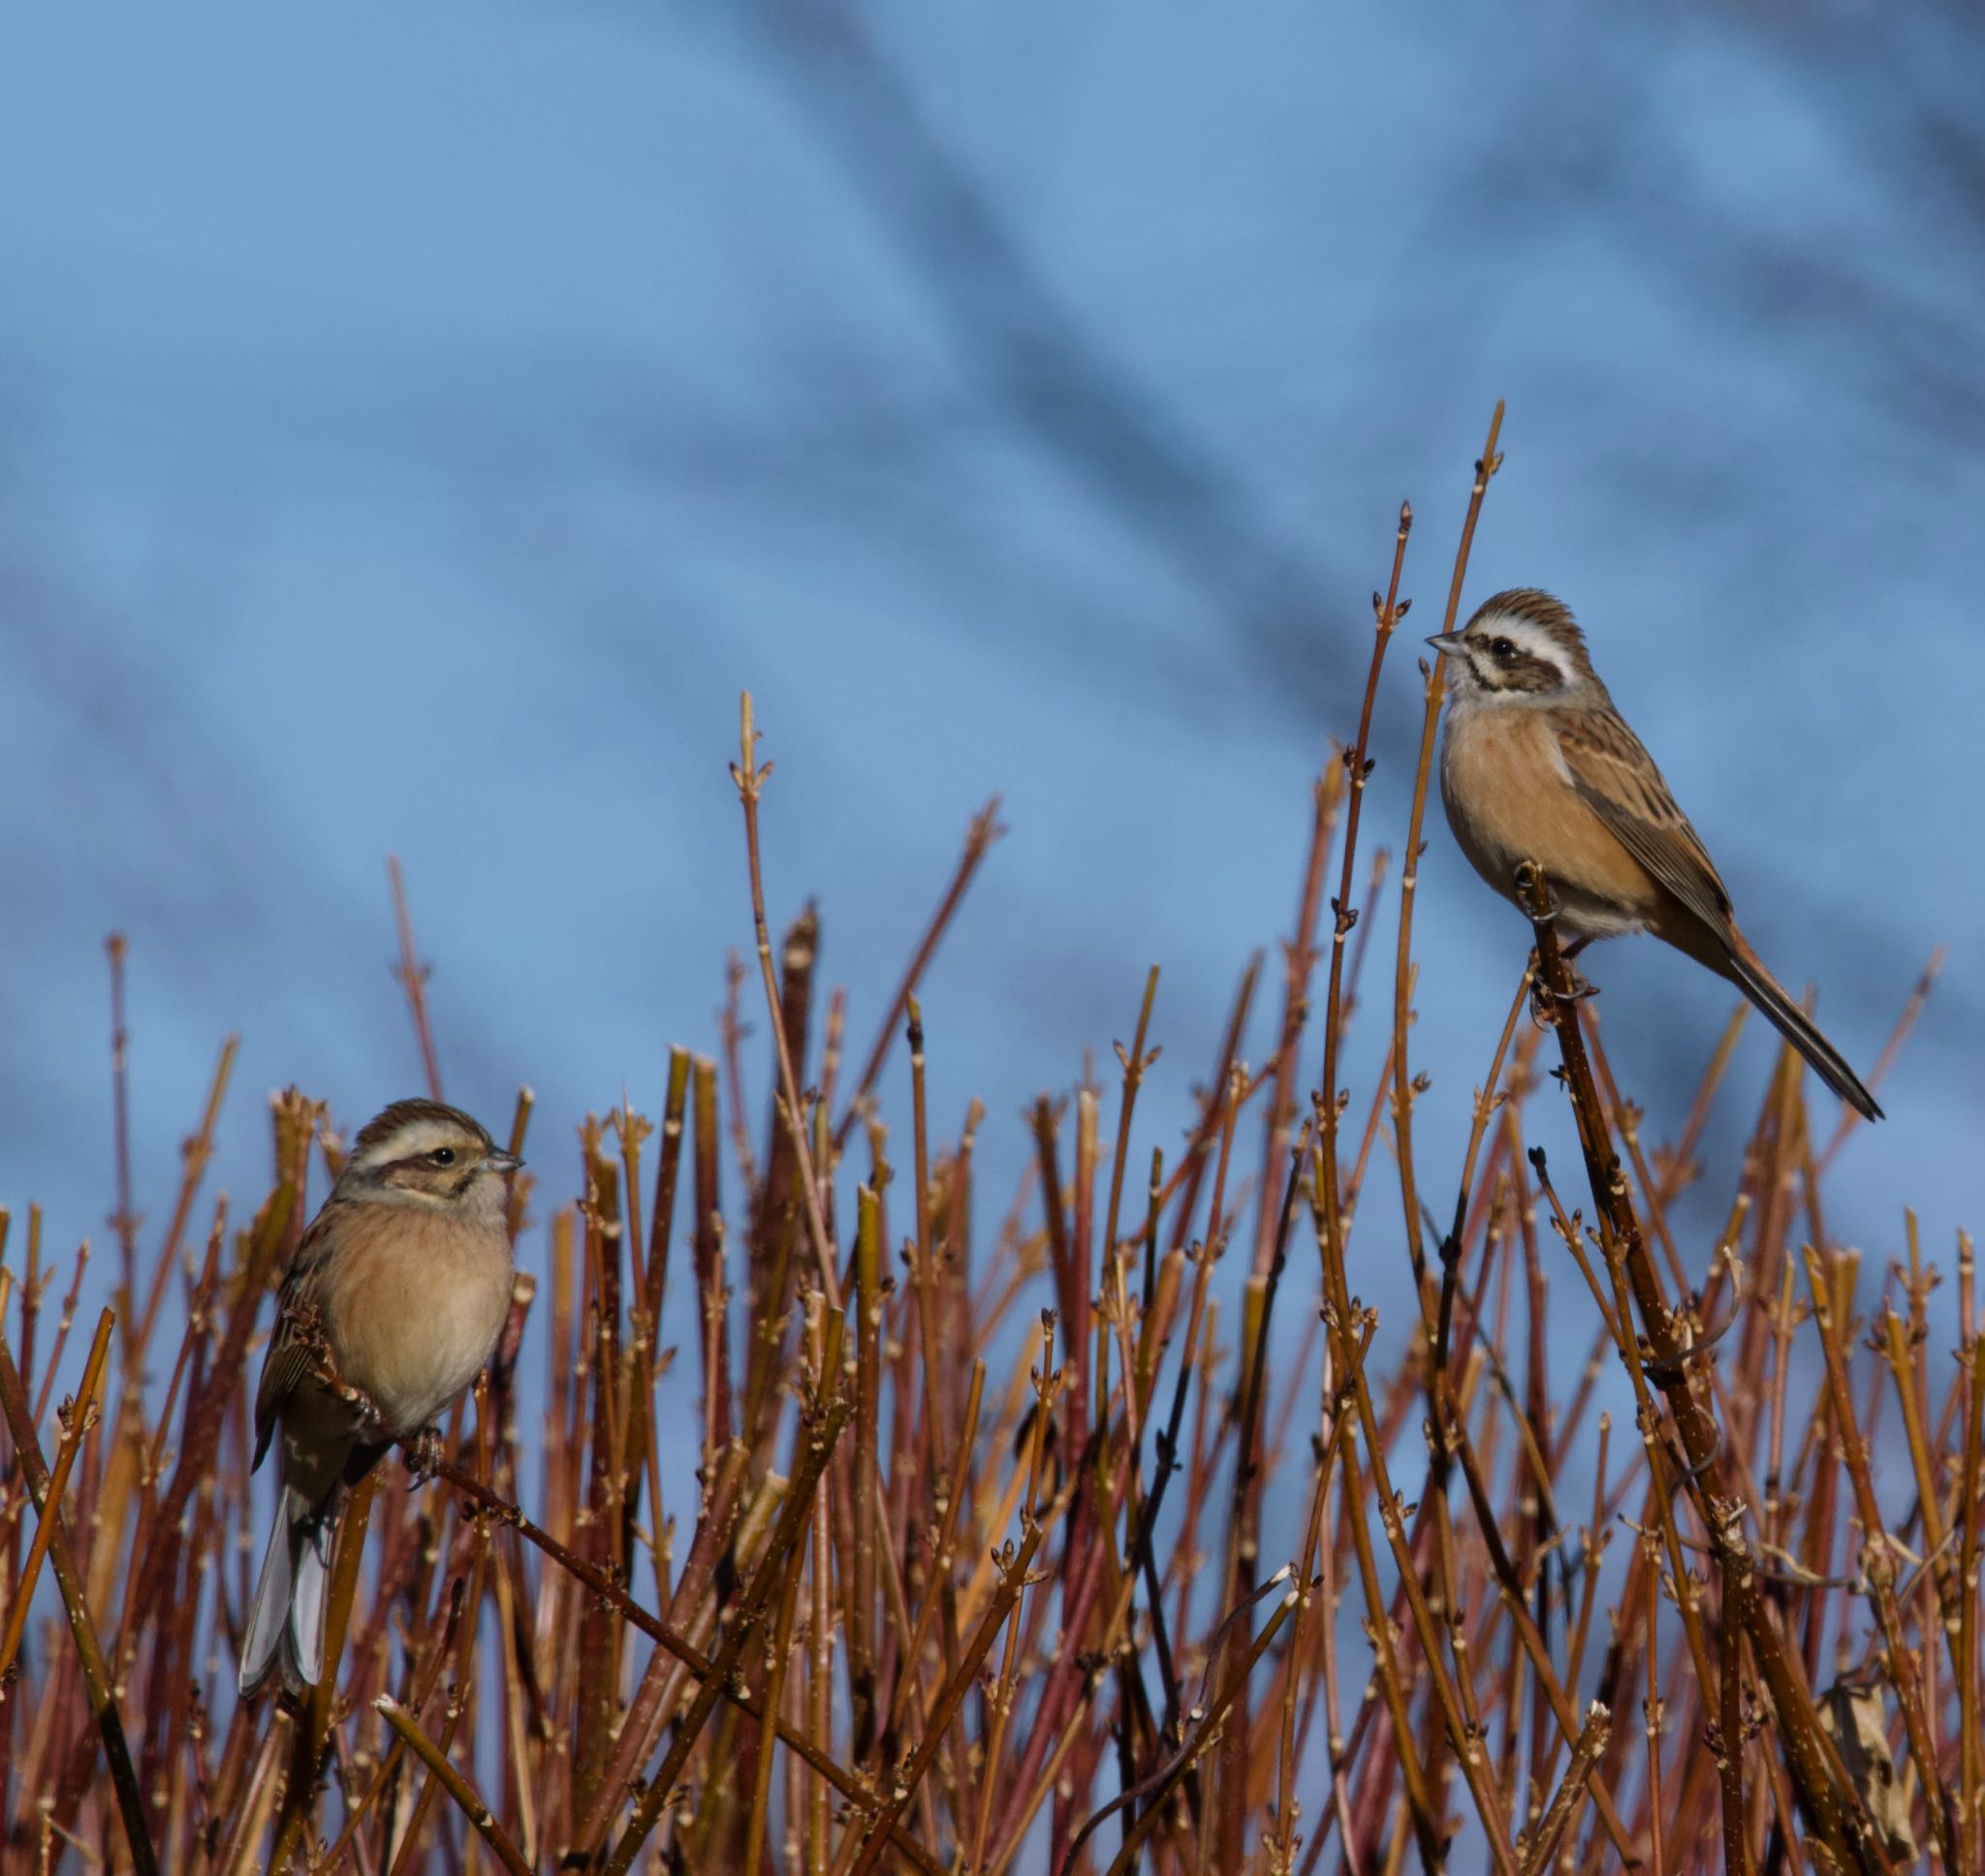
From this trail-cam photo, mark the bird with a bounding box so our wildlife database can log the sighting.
[238,1099,521,1698]
[1426,588,1882,1122]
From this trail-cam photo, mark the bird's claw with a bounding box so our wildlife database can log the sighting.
[1642,1305,1739,1384]
[1528,960,1598,1027]
[1528,974,1557,1028]
[1674,1426,1722,1489]
[404,1425,447,1485]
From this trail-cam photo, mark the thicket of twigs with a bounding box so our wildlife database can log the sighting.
[0,409,1970,1874]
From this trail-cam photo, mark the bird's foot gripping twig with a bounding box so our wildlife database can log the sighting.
[1528,956,1599,1025]
[1517,864,1600,1016]
[1532,964,1595,1024]
[1554,930,1600,1002]
[1514,860,1557,924]
[402,1424,447,1485]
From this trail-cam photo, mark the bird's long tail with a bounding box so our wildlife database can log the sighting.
[239,1485,336,1698]
[1724,938,1883,1122]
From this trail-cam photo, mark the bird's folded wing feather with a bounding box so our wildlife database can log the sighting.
[251,1207,341,1469]
[1554,709,1734,935]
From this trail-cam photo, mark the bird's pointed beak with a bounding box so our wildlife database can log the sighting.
[1425,632,1464,656]
[483,1149,523,1174]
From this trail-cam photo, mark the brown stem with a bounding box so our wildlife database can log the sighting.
[831,796,1006,1150]
[601,1340,849,1875]
[732,693,844,1312]
[386,855,445,1101]
[1802,1243,1962,1873]
[849,1516,1049,1876]
[1392,401,1504,1301]
[0,1308,112,1681]
[0,1321,158,1876]
[1518,1702,1610,1876]
[375,1695,531,1876]
[1518,860,1889,1876]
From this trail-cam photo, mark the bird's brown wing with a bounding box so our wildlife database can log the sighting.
[251,1204,342,1471]
[1553,707,1735,937]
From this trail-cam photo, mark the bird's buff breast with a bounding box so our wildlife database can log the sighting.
[321,1206,515,1434]
[1438,704,1655,939]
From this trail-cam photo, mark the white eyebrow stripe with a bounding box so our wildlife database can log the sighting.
[1471,614,1563,663]
[1465,615,1575,690]
[353,1117,472,1169]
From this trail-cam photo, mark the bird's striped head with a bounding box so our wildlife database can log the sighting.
[337,1099,521,1211]
[1427,589,1605,705]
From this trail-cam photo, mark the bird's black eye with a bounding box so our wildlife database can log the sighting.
[427,1146,457,1167]
[1490,637,1517,662]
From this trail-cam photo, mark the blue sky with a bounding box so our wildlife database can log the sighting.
[3,2,1980,1661]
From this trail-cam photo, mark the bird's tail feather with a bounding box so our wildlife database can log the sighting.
[238,1485,336,1698]
[288,1516,332,1686]
[1726,943,1883,1123]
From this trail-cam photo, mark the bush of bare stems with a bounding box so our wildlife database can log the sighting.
[0,412,1971,1874]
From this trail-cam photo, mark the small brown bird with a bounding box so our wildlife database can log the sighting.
[1428,589,1881,1121]
[239,1099,520,1697]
